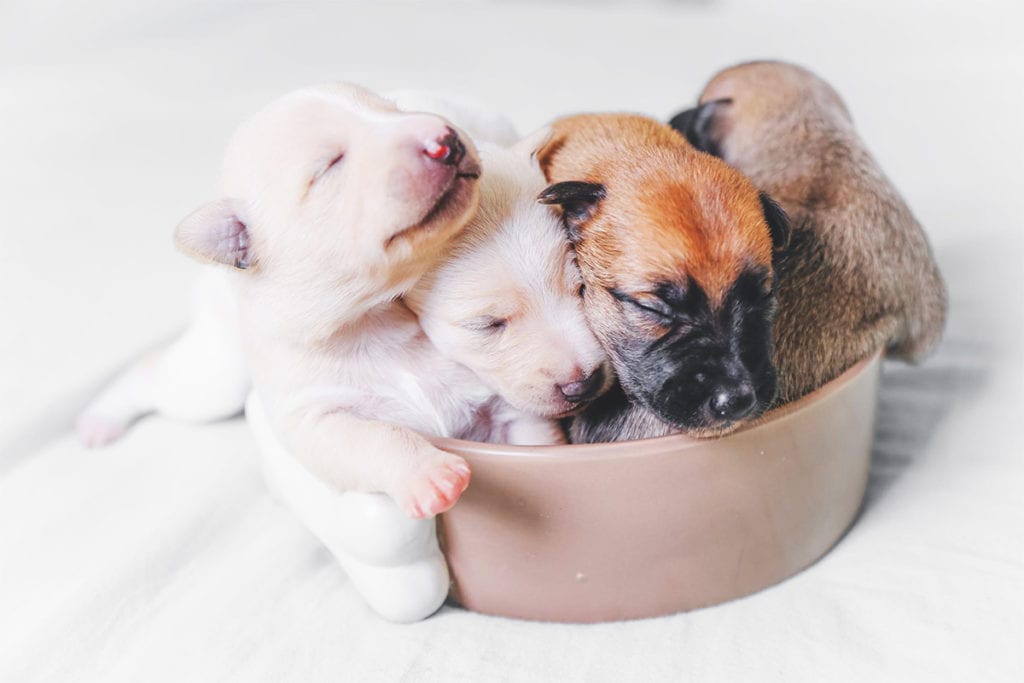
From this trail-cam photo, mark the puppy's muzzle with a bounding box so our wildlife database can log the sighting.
[558,366,606,405]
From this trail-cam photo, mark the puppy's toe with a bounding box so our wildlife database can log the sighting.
[396,457,471,519]
[75,413,128,448]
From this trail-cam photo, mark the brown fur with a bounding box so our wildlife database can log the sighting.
[538,113,781,441]
[539,114,773,307]
[688,61,947,403]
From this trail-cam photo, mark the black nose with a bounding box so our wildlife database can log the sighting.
[559,367,605,404]
[423,128,466,167]
[709,382,756,422]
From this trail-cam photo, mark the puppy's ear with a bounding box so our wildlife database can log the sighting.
[668,98,731,157]
[174,198,254,270]
[512,125,554,160]
[759,192,791,252]
[537,181,606,244]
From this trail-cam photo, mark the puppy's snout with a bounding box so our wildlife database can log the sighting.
[559,367,605,404]
[423,128,466,167]
[708,382,756,422]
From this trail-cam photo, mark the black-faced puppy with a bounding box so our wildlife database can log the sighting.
[671,60,947,403]
[537,114,790,442]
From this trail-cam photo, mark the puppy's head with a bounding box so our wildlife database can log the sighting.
[407,137,610,418]
[669,61,853,182]
[174,83,481,317]
[538,114,788,436]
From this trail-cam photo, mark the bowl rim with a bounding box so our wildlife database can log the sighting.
[432,349,883,461]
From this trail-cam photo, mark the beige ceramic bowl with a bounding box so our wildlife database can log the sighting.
[436,351,882,623]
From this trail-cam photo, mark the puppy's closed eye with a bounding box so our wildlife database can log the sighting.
[611,289,676,324]
[462,315,508,334]
[311,151,346,184]
[630,296,674,321]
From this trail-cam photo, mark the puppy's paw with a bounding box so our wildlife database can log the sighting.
[75,413,129,448]
[393,455,471,519]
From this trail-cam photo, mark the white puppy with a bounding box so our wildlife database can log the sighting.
[405,140,609,426]
[80,84,492,519]
[390,90,609,424]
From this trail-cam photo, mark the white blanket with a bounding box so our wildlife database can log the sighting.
[2,0,1022,680]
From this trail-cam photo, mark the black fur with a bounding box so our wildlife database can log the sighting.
[759,191,791,251]
[668,98,731,157]
[570,269,778,442]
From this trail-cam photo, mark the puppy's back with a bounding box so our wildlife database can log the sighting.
[683,61,948,401]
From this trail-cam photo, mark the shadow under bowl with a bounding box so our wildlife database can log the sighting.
[435,351,882,623]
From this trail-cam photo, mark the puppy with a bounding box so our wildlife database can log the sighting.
[79,84,492,518]
[391,89,608,420]
[670,61,947,403]
[537,114,789,442]
[406,137,609,430]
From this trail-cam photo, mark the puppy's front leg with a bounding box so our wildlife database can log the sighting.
[248,393,450,622]
[283,410,470,519]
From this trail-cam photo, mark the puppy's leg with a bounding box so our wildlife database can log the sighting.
[274,406,470,519]
[76,268,250,447]
[249,393,448,622]
[76,351,161,447]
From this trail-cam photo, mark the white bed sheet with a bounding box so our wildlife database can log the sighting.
[1,1,1022,680]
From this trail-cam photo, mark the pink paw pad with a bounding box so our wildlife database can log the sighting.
[400,459,471,519]
[75,414,128,448]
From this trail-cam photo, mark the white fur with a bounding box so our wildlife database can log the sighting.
[406,140,609,419]
[76,85,605,621]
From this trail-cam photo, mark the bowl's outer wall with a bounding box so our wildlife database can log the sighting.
[438,354,881,622]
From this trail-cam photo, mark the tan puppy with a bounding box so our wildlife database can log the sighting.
[670,60,947,402]
[537,114,789,442]
[407,138,609,424]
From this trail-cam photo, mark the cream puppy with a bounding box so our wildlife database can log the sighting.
[405,138,609,423]
[80,83,493,519]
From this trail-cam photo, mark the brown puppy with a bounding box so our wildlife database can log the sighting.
[670,61,947,403]
[537,113,790,442]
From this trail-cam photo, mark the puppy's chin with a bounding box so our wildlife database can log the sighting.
[674,420,747,439]
[524,374,614,419]
[385,172,480,250]
[647,404,767,439]
[496,389,597,420]
[511,397,586,420]
[623,372,776,439]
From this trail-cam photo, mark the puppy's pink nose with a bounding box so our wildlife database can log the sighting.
[424,142,449,160]
[558,367,605,404]
[423,128,466,167]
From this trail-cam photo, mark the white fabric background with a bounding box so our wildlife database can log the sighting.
[1,1,1022,680]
